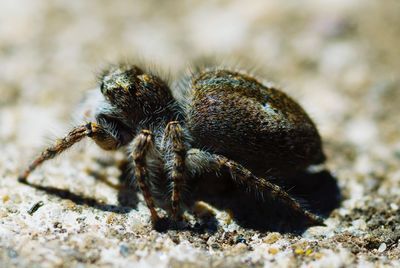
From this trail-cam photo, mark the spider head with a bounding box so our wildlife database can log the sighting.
[99,64,176,124]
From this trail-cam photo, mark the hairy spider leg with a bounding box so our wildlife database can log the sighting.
[131,130,160,224]
[162,121,187,220]
[18,122,119,182]
[185,149,325,226]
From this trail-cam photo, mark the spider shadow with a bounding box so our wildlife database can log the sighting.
[19,159,340,234]
[19,179,136,214]
[19,159,139,215]
[19,166,220,234]
[191,168,341,234]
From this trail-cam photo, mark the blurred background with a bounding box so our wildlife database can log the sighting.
[0,0,399,152]
[1,0,400,266]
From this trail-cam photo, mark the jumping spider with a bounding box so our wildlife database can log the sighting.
[19,63,326,228]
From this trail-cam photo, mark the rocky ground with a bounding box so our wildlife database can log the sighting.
[1,0,400,267]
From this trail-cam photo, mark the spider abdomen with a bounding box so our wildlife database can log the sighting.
[186,70,325,176]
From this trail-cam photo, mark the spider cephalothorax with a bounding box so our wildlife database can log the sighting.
[19,63,326,229]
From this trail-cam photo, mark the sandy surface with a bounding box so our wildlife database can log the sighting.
[1,0,400,267]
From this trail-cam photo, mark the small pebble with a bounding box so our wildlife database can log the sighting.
[119,244,130,257]
[352,219,367,231]
[27,201,44,215]
[390,203,398,211]
[294,248,304,255]
[107,213,116,224]
[63,200,76,210]
[378,243,387,253]
[268,247,279,255]
[235,235,246,244]
[7,248,18,259]
[305,249,313,256]
[2,195,10,203]
[263,232,281,244]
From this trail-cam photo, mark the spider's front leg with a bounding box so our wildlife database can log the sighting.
[19,122,120,182]
[186,150,325,226]
[162,121,188,221]
[131,130,160,224]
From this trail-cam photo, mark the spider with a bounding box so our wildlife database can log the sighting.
[19,63,326,228]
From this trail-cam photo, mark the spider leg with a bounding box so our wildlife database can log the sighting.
[19,122,119,182]
[131,130,160,224]
[162,121,187,221]
[185,149,324,226]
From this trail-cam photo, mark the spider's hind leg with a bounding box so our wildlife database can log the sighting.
[185,150,325,226]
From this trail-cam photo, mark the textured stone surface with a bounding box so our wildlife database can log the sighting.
[1,0,400,267]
